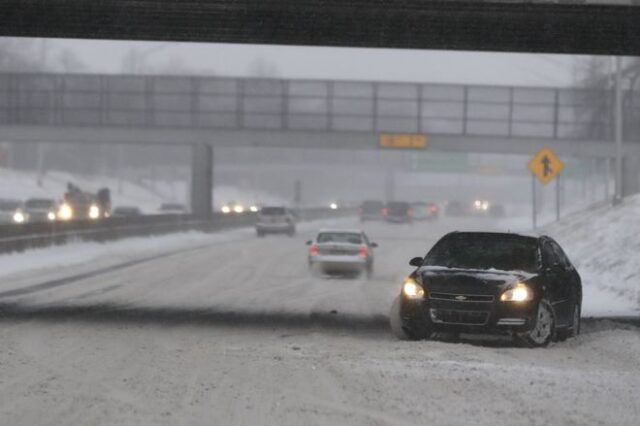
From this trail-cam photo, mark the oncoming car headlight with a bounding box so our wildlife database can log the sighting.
[57,203,73,221]
[12,210,26,224]
[402,278,425,300]
[221,205,231,214]
[500,283,533,302]
[47,211,56,221]
[88,204,101,220]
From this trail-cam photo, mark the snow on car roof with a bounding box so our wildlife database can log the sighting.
[317,228,363,234]
[448,230,541,240]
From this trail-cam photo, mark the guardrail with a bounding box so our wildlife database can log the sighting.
[0,208,355,254]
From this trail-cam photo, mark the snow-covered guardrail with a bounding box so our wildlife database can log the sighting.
[0,208,356,254]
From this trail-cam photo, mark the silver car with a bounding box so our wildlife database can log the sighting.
[256,206,296,237]
[306,229,377,278]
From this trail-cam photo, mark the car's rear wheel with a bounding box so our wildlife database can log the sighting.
[516,299,555,348]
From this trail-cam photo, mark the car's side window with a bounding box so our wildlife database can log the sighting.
[550,241,571,270]
[541,242,557,268]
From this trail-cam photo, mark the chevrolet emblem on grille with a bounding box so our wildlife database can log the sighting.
[455,295,467,301]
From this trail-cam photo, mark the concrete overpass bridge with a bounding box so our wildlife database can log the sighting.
[1,72,638,157]
[1,72,638,216]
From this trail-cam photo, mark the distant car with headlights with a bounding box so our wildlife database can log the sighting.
[411,202,439,221]
[112,206,143,218]
[359,200,385,222]
[256,206,295,237]
[307,229,377,278]
[0,199,22,224]
[471,199,491,215]
[220,201,247,214]
[390,232,582,347]
[22,198,58,223]
[384,201,412,223]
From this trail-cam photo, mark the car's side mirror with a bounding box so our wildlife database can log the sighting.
[546,262,561,273]
[305,240,312,245]
[409,257,423,267]
[370,242,378,248]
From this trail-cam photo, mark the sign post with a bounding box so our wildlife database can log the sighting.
[532,174,537,230]
[556,175,561,222]
[527,147,565,229]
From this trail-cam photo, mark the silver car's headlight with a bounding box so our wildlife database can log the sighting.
[500,283,533,302]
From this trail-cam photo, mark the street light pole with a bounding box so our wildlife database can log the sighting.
[613,56,623,204]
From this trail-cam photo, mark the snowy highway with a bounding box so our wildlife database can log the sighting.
[0,215,638,425]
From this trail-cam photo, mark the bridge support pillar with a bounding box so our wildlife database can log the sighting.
[622,156,640,198]
[190,143,213,222]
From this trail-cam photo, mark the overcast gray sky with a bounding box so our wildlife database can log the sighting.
[31,37,593,87]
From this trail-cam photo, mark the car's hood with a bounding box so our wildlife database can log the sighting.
[418,266,537,295]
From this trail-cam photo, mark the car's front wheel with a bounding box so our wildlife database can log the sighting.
[556,303,581,342]
[389,296,432,341]
[516,298,555,348]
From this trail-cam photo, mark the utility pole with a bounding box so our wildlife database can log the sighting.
[613,56,623,204]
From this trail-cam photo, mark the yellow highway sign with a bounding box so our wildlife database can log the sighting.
[528,147,564,184]
[379,133,427,149]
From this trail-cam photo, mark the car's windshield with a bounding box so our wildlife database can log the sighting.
[25,199,54,209]
[260,207,286,215]
[160,204,183,210]
[0,200,20,211]
[317,232,362,245]
[387,202,410,214]
[361,201,383,211]
[425,234,540,273]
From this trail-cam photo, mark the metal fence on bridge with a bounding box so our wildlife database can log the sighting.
[1,72,638,141]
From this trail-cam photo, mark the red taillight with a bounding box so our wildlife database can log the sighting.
[358,245,368,258]
[407,208,413,217]
[309,244,319,256]
[382,208,388,216]
[428,205,437,213]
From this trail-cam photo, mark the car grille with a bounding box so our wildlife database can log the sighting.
[430,309,489,325]
[429,292,494,302]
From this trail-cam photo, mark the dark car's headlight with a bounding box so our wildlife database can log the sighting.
[402,277,425,300]
[500,283,533,302]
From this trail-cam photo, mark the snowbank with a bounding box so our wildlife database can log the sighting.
[544,195,640,317]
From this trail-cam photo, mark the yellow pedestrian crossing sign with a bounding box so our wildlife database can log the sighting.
[528,147,564,185]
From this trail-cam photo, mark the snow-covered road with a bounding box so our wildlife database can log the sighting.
[0,215,638,425]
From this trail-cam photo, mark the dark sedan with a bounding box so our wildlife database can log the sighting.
[390,232,582,347]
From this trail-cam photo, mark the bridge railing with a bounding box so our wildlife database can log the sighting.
[1,72,635,141]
